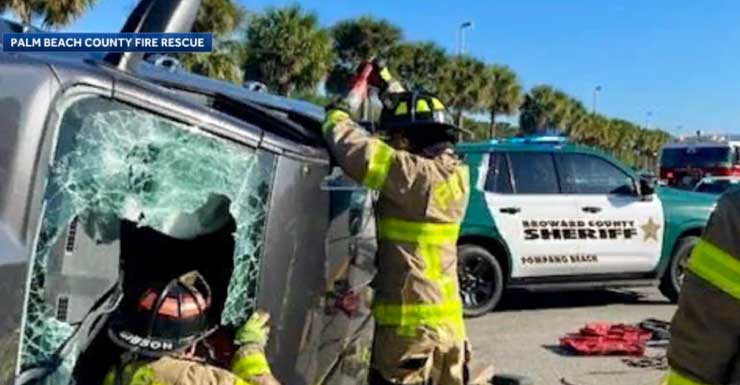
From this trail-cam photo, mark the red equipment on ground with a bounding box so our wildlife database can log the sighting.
[560,323,653,356]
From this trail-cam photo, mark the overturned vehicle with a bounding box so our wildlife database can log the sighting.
[0,4,376,385]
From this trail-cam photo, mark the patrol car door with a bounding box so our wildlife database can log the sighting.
[483,151,582,278]
[554,153,663,275]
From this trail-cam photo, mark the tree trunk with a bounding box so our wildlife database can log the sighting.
[489,111,497,139]
[456,110,464,128]
[455,110,465,141]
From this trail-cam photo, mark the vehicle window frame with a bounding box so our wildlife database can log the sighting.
[554,152,637,195]
[484,151,514,194]
[23,85,278,372]
[506,151,562,195]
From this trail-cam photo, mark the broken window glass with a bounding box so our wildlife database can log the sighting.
[21,95,274,383]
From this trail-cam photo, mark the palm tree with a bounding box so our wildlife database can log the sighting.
[327,16,402,95]
[243,5,333,96]
[482,65,521,138]
[436,55,487,128]
[193,0,246,38]
[388,41,448,93]
[180,0,246,84]
[1,0,97,28]
[180,40,245,84]
[519,85,571,134]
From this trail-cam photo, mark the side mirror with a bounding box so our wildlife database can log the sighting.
[639,177,656,197]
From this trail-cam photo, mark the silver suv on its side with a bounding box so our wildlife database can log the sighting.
[0,2,376,385]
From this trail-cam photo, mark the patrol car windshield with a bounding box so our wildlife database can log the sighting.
[661,147,733,168]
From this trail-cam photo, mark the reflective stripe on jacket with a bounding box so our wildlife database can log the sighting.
[323,110,470,342]
[102,346,278,385]
[666,188,740,385]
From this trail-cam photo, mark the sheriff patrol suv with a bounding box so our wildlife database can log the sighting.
[457,136,717,316]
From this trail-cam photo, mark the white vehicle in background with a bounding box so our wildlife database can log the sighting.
[693,176,740,195]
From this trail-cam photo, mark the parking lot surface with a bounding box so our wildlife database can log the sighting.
[466,287,677,385]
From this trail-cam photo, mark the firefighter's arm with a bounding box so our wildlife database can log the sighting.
[322,111,432,205]
[666,192,740,385]
[230,311,281,385]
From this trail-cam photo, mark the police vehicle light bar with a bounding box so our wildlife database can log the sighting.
[506,135,569,145]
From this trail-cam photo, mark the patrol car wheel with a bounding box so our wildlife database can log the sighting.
[659,235,698,303]
[458,245,504,317]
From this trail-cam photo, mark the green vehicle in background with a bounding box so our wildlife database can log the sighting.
[456,136,718,317]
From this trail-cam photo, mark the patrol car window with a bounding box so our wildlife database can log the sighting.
[508,152,559,194]
[485,152,513,194]
[555,154,635,194]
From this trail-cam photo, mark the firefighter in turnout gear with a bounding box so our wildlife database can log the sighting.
[665,188,740,385]
[322,62,471,385]
[104,271,280,385]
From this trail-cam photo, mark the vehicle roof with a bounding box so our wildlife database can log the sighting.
[458,138,604,156]
[698,176,740,183]
[663,142,740,149]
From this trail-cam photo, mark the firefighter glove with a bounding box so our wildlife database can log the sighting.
[235,310,271,348]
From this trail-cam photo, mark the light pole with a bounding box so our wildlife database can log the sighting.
[645,111,653,129]
[592,85,602,115]
[457,21,473,55]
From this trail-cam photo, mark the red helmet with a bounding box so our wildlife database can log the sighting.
[108,271,215,356]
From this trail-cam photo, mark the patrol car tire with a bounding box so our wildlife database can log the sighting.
[659,235,698,303]
[458,245,504,318]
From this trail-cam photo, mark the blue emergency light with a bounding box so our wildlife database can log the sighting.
[505,134,569,145]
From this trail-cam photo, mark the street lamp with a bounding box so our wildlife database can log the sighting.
[457,21,473,55]
[645,111,653,129]
[592,85,602,115]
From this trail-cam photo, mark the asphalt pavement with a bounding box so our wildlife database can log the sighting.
[465,287,676,385]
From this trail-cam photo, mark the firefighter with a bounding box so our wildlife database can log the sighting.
[104,271,279,385]
[322,62,471,385]
[665,188,740,385]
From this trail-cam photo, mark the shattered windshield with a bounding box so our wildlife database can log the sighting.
[21,95,274,383]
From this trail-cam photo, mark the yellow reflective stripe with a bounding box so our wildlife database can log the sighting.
[431,98,445,110]
[395,102,408,115]
[103,363,160,385]
[378,217,460,245]
[665,368,710,385]
[232,352,272,380]
[362,139,394,189]
[432,166,468,211]
[373,300,464,332]
[420,243,442,281]
[380,67,393,82]
[322,110,350,136]
[130,366,162,385]
[416,99,431,112]
[103,369,116,385]
[688,238,740,299]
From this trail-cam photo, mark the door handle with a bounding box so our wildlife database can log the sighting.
[499,207,521,214]
[581,206,602,213]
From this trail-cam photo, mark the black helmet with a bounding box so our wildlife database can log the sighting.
[108,271,215,357]
[379,92,465,147]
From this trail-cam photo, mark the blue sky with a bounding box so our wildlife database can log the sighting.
[62,0,740,134]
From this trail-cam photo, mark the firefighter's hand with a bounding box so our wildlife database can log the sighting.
[365,59,405,93]
[235,310,270,348]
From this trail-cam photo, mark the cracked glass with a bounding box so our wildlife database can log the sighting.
[21,95,273,383]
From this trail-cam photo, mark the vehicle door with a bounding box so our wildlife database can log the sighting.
[482,151,582,278]
[309,167,376,385]
[554,153,663,275]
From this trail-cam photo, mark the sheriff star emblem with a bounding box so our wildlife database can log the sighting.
[640,217,661,241]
